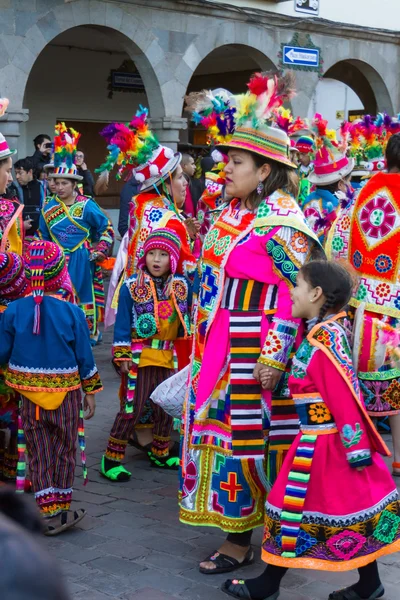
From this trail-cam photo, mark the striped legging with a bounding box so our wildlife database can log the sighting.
[106,365,174,461]
[20,390,80,514]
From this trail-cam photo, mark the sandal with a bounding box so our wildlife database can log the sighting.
[148,452,179,470]
[44,509,86,536]
[392,462,400,477]
[328,584,385,599]
[100,456,131,481]
[222,579,280,600]
[199,547,254,575]
[127,433,152,454]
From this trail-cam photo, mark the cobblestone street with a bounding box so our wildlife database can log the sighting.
[41,327,400,600]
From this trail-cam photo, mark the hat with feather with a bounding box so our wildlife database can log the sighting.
[51,122,82,181]
[0,99,17,161]
[349,113,400,177]
[308,114,354,185]
[95,106,180,195]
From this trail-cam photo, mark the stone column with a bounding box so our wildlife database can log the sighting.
[290,72,320,118]
[0,108,30,156]
[149,116,188,152]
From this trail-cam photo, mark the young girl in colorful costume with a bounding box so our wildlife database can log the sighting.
[223,261,400,600]
[0,241,103,535]
[38,123,114,343]
[101,228,191,480]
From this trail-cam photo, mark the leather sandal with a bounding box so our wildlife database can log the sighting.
[199,547,254,575]
[221,579,280,600]
[44,509,86,536]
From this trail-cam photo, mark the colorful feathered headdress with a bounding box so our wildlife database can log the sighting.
[185,88,237,146]
[51,122,83,181]
[308,113,354,185]
[0,98,17,161]
[95,106,178,194]
[349,113,400,175]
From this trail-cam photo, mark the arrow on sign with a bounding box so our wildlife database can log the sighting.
[282,46,319,67]
[285,49,315,63]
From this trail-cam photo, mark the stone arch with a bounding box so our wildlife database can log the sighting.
[322,57,394,115]
[5,0,166,118]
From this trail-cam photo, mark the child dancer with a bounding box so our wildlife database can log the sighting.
[0,241,102,535]
[223,261,400,600]
[0,252,30,483]
[101,228,191,481]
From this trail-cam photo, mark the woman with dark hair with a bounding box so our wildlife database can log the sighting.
[180,73,320,574]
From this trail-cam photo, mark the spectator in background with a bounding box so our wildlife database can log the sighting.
[75,150,95,197]
[181,153,198,217]
[118,177,140,238]
[28,134,52,173]
[14,158,45,237]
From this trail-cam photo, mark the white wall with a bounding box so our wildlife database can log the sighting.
[307,79,364,132]
[21,45,147,158]
[212,0,400,31]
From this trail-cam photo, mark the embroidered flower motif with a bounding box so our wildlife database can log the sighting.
[136,313,157,338]
[352,250,363,269]
[359,196,396,240]
[382,380,400,410]
[204,228,218,251]
[0,199,14,218]
[214,235,231,256]
[356,284,367,301]
[394,295,400,310]
[375,282,391,299]
[340,423,363,448]
[295,530,318,556]
[65,224,78,234]
[309,403,331,424]
[149,209,163,222]
[173,280,187,302]
[290,231,308,254]
[71,206,83,218]
[373,510,400,544]
[257,202,271,219]
[158,300,173,320]
[131,283,152,304]
[375,254,393,274]
[139,228,150,242]
[262,333,283,356]
[277,196,295,210]
[331,236,344,252]
[316,330,332,347]
[327,530,366,559]
[341,215,351,231]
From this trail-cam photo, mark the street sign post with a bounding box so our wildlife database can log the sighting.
[282,46,319,68]
[294,0,319,16]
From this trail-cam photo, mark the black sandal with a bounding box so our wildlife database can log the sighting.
[222,579,280,600]
[328,584,385,600]
[44,509,86,536]
[199,547,254,575]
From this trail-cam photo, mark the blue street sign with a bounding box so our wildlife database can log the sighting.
[283,46,319,68]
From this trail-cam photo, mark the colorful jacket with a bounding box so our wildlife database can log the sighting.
[113,272,191,362]
[302,188,340,246]
[0,295,102,394]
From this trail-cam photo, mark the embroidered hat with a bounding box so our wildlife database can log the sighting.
[0,252,30,299]
[308,114,354,185]
[218,72,297,168]
[295,136,315,154]
[349,114,400,177]
[0,99,17,161]
[185,88,237,146]
[24,241,73,334]
[95,106,180,194]
[51,122,83,181]
[137,228,181,275]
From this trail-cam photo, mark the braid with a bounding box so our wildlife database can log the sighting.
[318,291,337,322]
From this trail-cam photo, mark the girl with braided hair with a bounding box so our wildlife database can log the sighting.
[224,261,400,600]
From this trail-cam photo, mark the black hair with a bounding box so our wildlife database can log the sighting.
[300,260,356,322]
[14,157,34,173]
[200,156,214,175]
[386,132,400,172]
[247,153,298,210]
[33,134,51,150]
[315,181,341,194]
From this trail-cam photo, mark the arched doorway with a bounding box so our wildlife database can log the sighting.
[182,43,276,147]
[309,59,394,130]
[22,25,156,212]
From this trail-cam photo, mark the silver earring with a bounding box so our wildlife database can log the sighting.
[257,181,263,196]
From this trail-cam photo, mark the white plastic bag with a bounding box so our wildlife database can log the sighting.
[150,364,190,418]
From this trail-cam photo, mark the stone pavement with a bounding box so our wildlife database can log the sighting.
[41,326,400,600]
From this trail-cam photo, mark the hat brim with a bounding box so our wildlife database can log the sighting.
[217,141,297,169]
[0,149,17,160]
[139,152,182,192]
[308,158,354,185]
[43,163,54,173]
[51,172,83,182]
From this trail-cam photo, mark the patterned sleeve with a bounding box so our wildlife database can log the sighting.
[86,200,114,254]
[112,282,133,362]
[36,210,52,241]
[308,349,373,468]
[258,226,312,371]
[72,307,103,394]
